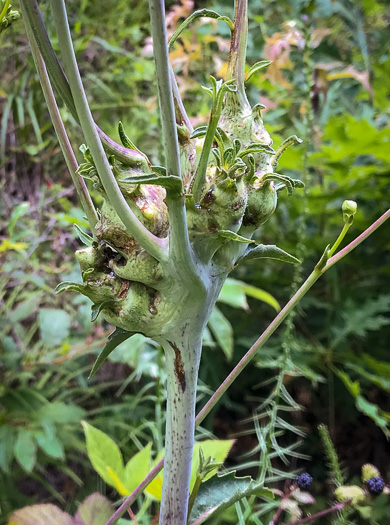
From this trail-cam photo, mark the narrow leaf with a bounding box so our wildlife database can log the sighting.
[218,230,252,243]
[238,244,301,265]
[245,60,272,82]
[55,281,86,294]
[89,328,134,378]
[74,224,93,247]
[91,301,111,322]
[119,173,183,194]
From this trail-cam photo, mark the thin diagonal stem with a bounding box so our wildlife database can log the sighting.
[19,0,149,167]
[148,0,198,277]
[105,207,390,525]
[49,0,167,261]
[22,12,98,232]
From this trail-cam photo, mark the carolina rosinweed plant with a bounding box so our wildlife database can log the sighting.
[16,0,388,524]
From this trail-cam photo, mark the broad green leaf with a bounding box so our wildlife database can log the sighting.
[123,442,152,494]
[14,429,37,472]
[82,421,124,488]
[38,309,71,346]
[89,328,134,378]
[75,493,114,525]
[208,306,234,361]
[238,244,301,265]
[189,471,273,524]
[8,504,73,525]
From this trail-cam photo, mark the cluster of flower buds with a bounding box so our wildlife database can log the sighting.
[0,0,20,34]
[334,463,388,507]
[57,70,303,353]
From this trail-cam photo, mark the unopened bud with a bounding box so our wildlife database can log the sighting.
[342,200,357,224]
[362,464,381,483]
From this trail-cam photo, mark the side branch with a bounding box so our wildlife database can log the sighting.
[20,0,149,167]
[148,0,198,275]
[22,16,98,232]
[104,207,390,524]
[49,0,167,262]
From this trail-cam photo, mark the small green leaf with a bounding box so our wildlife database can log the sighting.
[119,173,183,194]
[55,281,86,294]
[91,301,111,322]
[36,431,65,460]
[208,306,234,361]
[123,442,153,494]
[0,425,15,473]
[14,429,37,472]
[238,244,301,265]
[74,224,93,247]
[82,421,124,488]
[89,328,134,378]
[218,230,252,243]
[245,60,272,82]
[189,471,273,524]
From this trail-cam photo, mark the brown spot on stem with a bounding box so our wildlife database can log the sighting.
[118,279,130,299]
[169,341,186,392]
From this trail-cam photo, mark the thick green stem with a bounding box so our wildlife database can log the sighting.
[22,13,98,232]
[49,0,167,262]
[159,334,202,525]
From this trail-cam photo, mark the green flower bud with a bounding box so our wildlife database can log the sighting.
[0,2,20,34]
[342,200,357,225]
[335,485,366,506]
[362,464,381,483]
[243,178,277,229]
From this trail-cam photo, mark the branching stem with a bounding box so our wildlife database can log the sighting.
[49,0,167,261]
[104,207,390,524]
[21,10,98,232]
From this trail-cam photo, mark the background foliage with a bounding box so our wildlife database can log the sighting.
[0,0,389,523]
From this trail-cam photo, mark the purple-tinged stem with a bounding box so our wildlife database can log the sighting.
[104,207,389,525]
[281,501,348,525]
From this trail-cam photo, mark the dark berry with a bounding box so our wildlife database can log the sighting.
[295,472,313,491]
[366,476,385,496]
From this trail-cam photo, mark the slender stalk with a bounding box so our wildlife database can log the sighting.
[19,0,149,167]
[148,0,180,179]
[49,0,167,262]
[0,0,11,22]
[22,13,98,232]
[226,0,250,113]
[105,207,390,525]
[148,0,199,277]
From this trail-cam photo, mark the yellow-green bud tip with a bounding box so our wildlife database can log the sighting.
[361,464,381,483]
